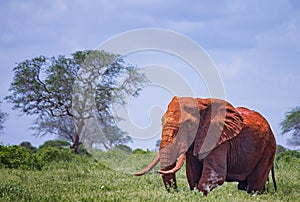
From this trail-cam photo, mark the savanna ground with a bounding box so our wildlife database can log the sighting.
[0,149,299,202]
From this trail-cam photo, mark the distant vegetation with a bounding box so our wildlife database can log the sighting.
[280,106,300,147]
[276,149,300,163]
[0,101,7,134]
[0,140,81,170]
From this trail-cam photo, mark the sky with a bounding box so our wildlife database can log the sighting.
[0,0,300,150]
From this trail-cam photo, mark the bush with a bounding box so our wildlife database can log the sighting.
[30,147,75,170]
[276,144,286,154]
[0,145,31,169]
[19,141,37,152]
[132,148,151,154]
[40,147,73,162]
[78,144,90,156]
[276,150,300,164]
[39,140,71,149]
[115,144,132,154]
[0,143,77,170]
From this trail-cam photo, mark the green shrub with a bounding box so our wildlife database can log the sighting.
[276,144,287,154]
[115,144,132,154]
[30,147,75,170]
[276,150,300,164]
[0,145,31,169]
[39,140,71,150]
[0,143,78,170]
[78,144,90,156]
[19,141,37,152]
[132,148,151,154]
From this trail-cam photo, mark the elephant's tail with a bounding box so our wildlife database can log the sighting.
[271,164,277,192]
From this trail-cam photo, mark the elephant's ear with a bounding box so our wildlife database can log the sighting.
[193,98,243,158]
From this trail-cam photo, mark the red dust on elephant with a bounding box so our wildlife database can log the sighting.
[135,96,277,196]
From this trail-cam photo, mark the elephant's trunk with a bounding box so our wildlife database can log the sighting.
[159,147,186,192]
[134,154,160,176]
[161,170,177,192]
[158,153,185,175]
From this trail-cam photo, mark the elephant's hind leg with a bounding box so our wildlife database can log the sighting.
[246,155,274,193]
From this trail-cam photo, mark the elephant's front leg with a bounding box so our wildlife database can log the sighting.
[197,144,227,196]
[186,151,203,190]
[238,180,247,190]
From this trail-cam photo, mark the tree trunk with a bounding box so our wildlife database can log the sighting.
[71,133,80,154]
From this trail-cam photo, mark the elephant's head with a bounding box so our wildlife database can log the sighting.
[157,97,201,190]
[135,96,243,192]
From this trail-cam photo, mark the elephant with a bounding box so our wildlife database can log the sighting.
[135,96,277,196]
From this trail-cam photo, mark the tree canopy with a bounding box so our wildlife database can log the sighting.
[5,50,148,153]
[0,101,7,134]
[280,106,300,147]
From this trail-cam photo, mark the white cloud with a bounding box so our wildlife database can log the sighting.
[167,21,205,33]
[36,0,68,22]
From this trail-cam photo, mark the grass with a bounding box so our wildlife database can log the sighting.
[0,149,299,201]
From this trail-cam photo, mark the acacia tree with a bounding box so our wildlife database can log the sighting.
[281,106,300,147]
[0,101,8,134]
[6,50,148,153]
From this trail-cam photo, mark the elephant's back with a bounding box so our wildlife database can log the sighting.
[236,107,276,148]
[237,107,269,134]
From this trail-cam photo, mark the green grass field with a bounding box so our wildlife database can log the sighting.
[0,149,299,202]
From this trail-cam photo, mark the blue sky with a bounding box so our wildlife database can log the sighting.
[0,0,300,149]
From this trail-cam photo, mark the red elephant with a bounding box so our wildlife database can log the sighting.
[135,96,277,195]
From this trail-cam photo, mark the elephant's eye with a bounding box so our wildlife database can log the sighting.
[185,120,193,130]
[187,123,191,128]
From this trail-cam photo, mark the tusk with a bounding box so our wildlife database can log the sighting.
[134,154,160,176]
[158,153,186,175]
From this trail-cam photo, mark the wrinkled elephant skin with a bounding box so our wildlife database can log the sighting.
[135,97,277,196]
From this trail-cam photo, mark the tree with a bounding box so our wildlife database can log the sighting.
[0,101,8,134]
[6,50,148,153]
[155,139,161,151]
[39,140,71,149]
[280,106,300,147]
[115,144,132,154]
[19,141,37,151]
[276,144,286,154]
